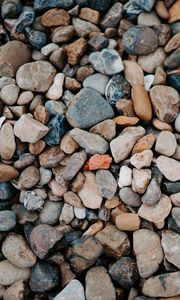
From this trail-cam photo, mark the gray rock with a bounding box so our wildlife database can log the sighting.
[0,210,17,231]
[105,74,131,105]
[161,230,180,269]
[54,279,85,300]
[172,207,180,227]
[45,100,66,116]
[100,2,123,30]
[66,88,114,129]
[72,17,100,37]
[119,187,141,207]
[96,170,117,199]
[62,150,87,181]
[141,178,161,205]
[83,73,109,95]
[23,191,44,211]
[39,200,63,225]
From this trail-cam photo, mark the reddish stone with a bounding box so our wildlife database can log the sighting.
[41,8,70,27]
[83,154,112,171]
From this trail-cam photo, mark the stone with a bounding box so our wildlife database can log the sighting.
[172,207,180,227]
[67,236,103,273]
[29,224,62,259]
[44,115,68,146]
[83,73,109,95]
[23,191,44,211]
[153,118,173,131]
[16,61,56,92]
[130,150,153,169]
[0,260,30,286]
[150,85,180,122]
[0,77,16,89]
[123,60,144,86]
[2,0,22,18]
[52,25,74,44]
[0,123,15,160]
[71,173,85,193]
[18,166,39,189]
[165,47,180,70]
[50,47,67,70]
[106,75,131,105]
[83,220,103,236]
[65,38,87,65]
[0,211,17,232]
[110,126,145,163]
[39,146,65,168]
[175,113,180,133]
[96,170,117,199]
[14,114,49,143]
[25,27,47,50]
[0,164,19,182]
[41,43,59,57]
[113,116,139,126]
[70,129,108,155]
[168,0,180,23]
[118,166,132,188]
[130,0,156,12]
[12,204,38,225]
[54,279,85,300]
[64,191,83,208]
[119,187,141,207]
[74,207,86,219]
[0,182,17,200]
[162,230,180,269]
[165,33,180,52]
[3,281,26,300]
[0,84,19,105]
[138,194,172,225]
[46,73,64,100]
[15,9,35,33]
[2,233,36,268]
[116,213,141,231]
[41,8,70,27]
[96,224,130,258]
[122,26,158,55]
[138,47,166,73]
[157,156,180,181]
[60,132,79,154]
[142,272,180,298]
[88,34,109,51]
[85,267,116,300]
[30,261,59,292]
[144,74,155,91]
[90,119,116,141]
[72,17,100,37]
[0,41,31,77]
[34,0,74,10]
[133,229,163,278]
[48,179,67,197]
[66,88,114,129]
[170,193,180,207]
[142,178,161,205]
[80,7,100,24]
[83,154,112,171]
[116,100,135,117]
[45,100,66,117]
[155,131,177,156]
[17,91,34,105]
[132,134,156,154]
[153,24,171,46]
[155,0,169,19]
[34,105,49,124]
[138,12,161,26]
[78,171,103,209]
[39,200,62,225]
[100,3,123,29]
[109,257,138,290]
[153,66,166,85]
[132,85,153,121]
[89,49,124,75]
[89,0,111,12]
[132,169,151,194]
[62,150,87,181]
[59,203,74,225]
[14,154,35,170]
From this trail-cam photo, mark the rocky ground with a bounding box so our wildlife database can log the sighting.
[0,0,180,299]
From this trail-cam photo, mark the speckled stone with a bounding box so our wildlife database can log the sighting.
[44,115,68,146]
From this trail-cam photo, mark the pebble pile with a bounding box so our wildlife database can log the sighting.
[0,0,180,299]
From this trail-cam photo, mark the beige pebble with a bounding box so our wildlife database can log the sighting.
[0,163,19,182]
[152,118,173,131]
[116,213,140,231]
[155,1,169,19]
[130,150,153,169]
[132,85,152,121]
[0,123,16,160]
[3,281,26,300]
[105,196,120,209]
[155,131,177,156]
[153,67,166,85]
[0,84,19,105]
[123,60,144,86]
[168,0,180,23]
[165,33,180,52]
[132,133,156,154]
[0,260,30,286]
[17,91,34,105]
[132,168,151,194]
[113,116,139,126]
[29,140,46,156]
[83,221,103,236]
[46,73,64,100]
[60,132,79,154]
[138,48,166,73]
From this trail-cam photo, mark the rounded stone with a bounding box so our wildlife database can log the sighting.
[0,182,17,200]
[83,73,109,95]
[0,84,19,105]
[116,213,141,231]
[0,164,19,182]
[18,166,39,189]
[0,260,30,286]
[0,210,17,232]
[138,47,166,73]
[132,85,152,121]
[0,123,16,160]
[155,131,177,156]
[119,187,141,207]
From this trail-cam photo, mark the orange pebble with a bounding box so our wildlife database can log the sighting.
[83,154,112,171]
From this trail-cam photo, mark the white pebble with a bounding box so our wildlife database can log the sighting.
[46,73,64,100]
[0,116,6,128]
[41,43,59,56]
[32,49,46,61]
[118,166,132,188]
[74,207,86,219]
[144,74,155,91]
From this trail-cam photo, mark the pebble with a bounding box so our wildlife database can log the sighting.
[122,26,158,55]
[165,48,179,70]
[138,47,166,73]
[84,154,112,171]
[0,41,31,77]
[0,210,17,232]
[14,114,49,143]
[114,115,139,126]
[150,85,180,122]
[153,23,171,46]
[45,100,66,117]
[118,166,132,188]
[14,153,35,170]
[132,168,151,194]
[18,166,39,189]
[156,156,180,181]
[2,0,22,18]
[85,267,116,300]
[29,261,59,292]
[80,7,100,25]
[34,0,74,10]
[44,115,68,146]
[60,132,79,154]
[64,191,83,208]
[131,0,156,12]
[89,0,111,12]
[130,150,153,169]
[60,203,74,225]
[116,100,135,117]
[17,91,34,105]
[138,194,172,225]
[0,260,30,286]
[0,84,19,105]
[41,8,70,27]
[132,85,152,121]
[39,200,62,225]
[109,257,138,289]
[0,163,19,182]
[172,207,180,227]
[142,178,161,205]
[41,43,59,57]
[66,88,114,129]
[52,25,74,44]
[133,229,163,278]
[153,66,166,85]
[2,233,36,268]
[78,171,103,209]
[0,123,16,160]
[110,126,145,163]
[29,224,62,259]
[144,75,155,91]
[175,113,180,133]
[100,3,123,30]
[168,0,180,23]
[65,38,87,65]
[15,10,35,33]
[46,73,64,100]
[165,33,180,52]
[138,12,160,26]
[90,119,116,141]
[39,146,65,168]
[67,236,103,273]
[105,74,131,105]
[152,118,173,131]
[54,279,85,300]
[74,207,86,219]
[3,281,26,300]
[73,17,100,37]
[123,60,144,86]
[70,128,108,155]
[167,74,180,93]
[25,27,48,50]
[23,191,44,211]
[89,49,124,75]
[170,192,180,207]
[16,61,56,92]
[155,1,169,19]
[162,230,180,269]
[96,170,117,199]
[12,204,38,225]
[155,131,177,156]
[0,182,17,200]
[83,73,109,95]
[119,187,141,207]
[0,77,15,89]
[142,272,180,298]
[62,150,87,181]
[116,213,141,231]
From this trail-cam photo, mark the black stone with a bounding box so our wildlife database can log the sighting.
[25,27,48,50]
[34,0,75,10]
[0,200,11,211]
[167,75,180,93]
[88,0,111,12]
[88,35,109,51]
[162,181,180,194]
[15,10,35,33]
[170,21,180,36]
[30,261,59,292]
[76,0,88,6]
[0,182,17,200]
[57,231,82,249]
[44,115,68,146]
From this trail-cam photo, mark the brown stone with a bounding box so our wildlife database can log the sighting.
[62,150,87,181]
[132,133,156,154]
[123,60,144,86]
[0,163,19,182]
[83,221,103,237]
[138,47,166,73]
[165,33,180,52]
[132,85,152,121]
[80,7,100,25]
[90,119,116,142]
[71,172,85,193]
[65,77,81,92]
[18,166,39,189]
[132,168,151,194]
[49,47,67,70]
[116,213,140,231]
[65,38,87,66]
[113,116,139,126]
[41,9,70,27]
[76,66,94,82]
[155,1,169,19]
[29,140,46,156]
[39,146,65,168]
[153,66,166,85]
[3,281,26,300]
[116,100,135,117]
[168,0,180,23]
[52,25,74,44]
[63,191,83,208]
[60,132,79,154]
[0,123,16,160]
[153,118,173,131]
[34,105,49,124]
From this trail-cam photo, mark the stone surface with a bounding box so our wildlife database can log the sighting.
[90,119,116,141]
[72,17,100,37]
[138,11,161,26]
[0,260,30,286]
[142,178,161,205]
[132,134,156,154]
[138,47,166,73]
[2,233,36,268]
[130,150,153,169]
[41,8,70,27]
[3,281,26,300]
[85,267,116,300]
[96,224,130,258]
[0,84,19,105]
[105,74,131,105]
[39,146,65,168]
[0,163,19,182]
[119,187,141,207]
[84,154,112,171]
[65,38,87,65]
[132,85,152,121]
[0,210,17,232]
[156,156,180,181]
[161,230,180,269]
[80,7,100,25]
[34,0,74,10]
[18,166,39,189]
[54,279,85,300]
[23,191,44,211]
[66,88,114,129]
[123,60,144,86]
[168,0,180,23]
[62,150,87,181]
[52,25,74,44]
[83,73,109,95]
[44,115,68,146]
[100,2,123,29]
[96,170,117,199]
[133,229,163,278]
[155,131,177,156]
[16,61,56,92]
[116,213,140,231]
[132,168,151,194]
[118,166,132,188]
[150,85,180,123]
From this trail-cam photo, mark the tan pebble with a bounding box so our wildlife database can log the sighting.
[71,172,85,193]
[80,7,100,24]
[46,73,64,100]
[152,118,173,131]
[153,67,166,85]
[65,38,87,65]
[116,99,135,117]
[113,116,139,126]
[89,119,116,142]
[116,213,140,231]
[123,60,144,86]
[130,150,153,169]
[41,8,70,27]
[168,0,180,23]
[0,123,16,160]
[3,106,13,119]
[0,260,30,286]
[165,33,180,52]
[29,94,44,113]
[3,281,26,300]
[39,146,65,168]
[60,132,79,154]
[17,91,34,105]
[76,66,94,82]
[83,221,103,236]
[0,163,19,182]
[132,85,152,121]
[111,203,129,223]
[9,106,26,117]
[29,140,46,155]
[65,77,81,92]
[34,105,49,124]
[105,196,120,209]
[138,47,166,73]
[132,168,151,194]
[63,191,83,208]
[18,166,39,189]
[155,1,169,19]
[132,134,156,155]
[170,192,180,207]
[173,144,180,160]
[49,179,67,197]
